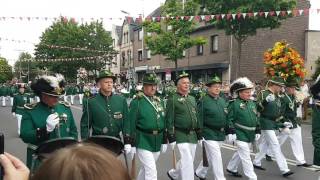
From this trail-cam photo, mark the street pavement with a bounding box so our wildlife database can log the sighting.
[0,98,320,180]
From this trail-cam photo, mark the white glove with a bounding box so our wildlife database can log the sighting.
[226,134,236,144]
[170,142,176,150]
[124,144,132,154]
[282,127,291,135]
[232,134,237,142]
[266,94,275,102]
[12,112,16,117]
[255,134,261,141]
[46,113,60,132]
[161,144,168,153]
[283,122,293,128]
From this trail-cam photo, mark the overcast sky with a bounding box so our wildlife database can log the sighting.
[0,0,319,66]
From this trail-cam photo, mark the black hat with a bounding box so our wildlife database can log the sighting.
[175,71,189,85]
[311,74,320,100]
[96,69,116,82]
[31,74,66,97]
[143,73,159,85]
[230,77,254,96]
[285,77,300,88]
[206,76,222,86]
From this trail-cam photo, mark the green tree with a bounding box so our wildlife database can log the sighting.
[14,52,40,82]
[143,0,206,73]
[199,0,296,78]
[0,57,13,83]
[35,17,117,81]
[312,56,320,80]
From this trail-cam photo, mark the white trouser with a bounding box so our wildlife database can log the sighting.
[278,125,306,165]
[137,148,160,180]
[253,130,290,174]
[16,114,22,135]
[257,133,273,157]
[168,143,197,180]
[196,140,226,180]
[79,94,84,105]
[227,141,257,180]
[70,95,74,104]
[10,97,13,106]
[63,95,67,102]
[1,96,6,106]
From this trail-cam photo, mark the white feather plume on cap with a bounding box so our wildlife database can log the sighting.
[230,77,254,97]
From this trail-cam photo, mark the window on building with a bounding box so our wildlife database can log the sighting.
[112,39,115,47]
[197,45,203,55]
[182,50,186,57]
[211,35,218,53]
[114,55,118,67]
[127,50,131,66]
[147,49,151,60]
[122,52,126,66]
[138,30,143,41]
[126,32,129,43]
[138,50,143,61]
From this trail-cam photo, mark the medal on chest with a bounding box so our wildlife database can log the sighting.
[240,103,246,109]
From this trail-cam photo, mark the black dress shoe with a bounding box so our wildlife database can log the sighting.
[297,163,312,167]
[194,172,206,180]
[226,169,242,178]
[253,164,266,170]
[265,154,273,161]
[167,171,174,180]
[282,171,294,177]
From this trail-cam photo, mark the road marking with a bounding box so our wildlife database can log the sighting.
[221,143,320,172]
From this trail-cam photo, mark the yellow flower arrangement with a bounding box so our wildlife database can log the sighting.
[264,41,307,80]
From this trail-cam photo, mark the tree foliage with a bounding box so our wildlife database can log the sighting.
[34,17,117,81]
[14,52,40,82]
[198,0,297,77]
[143,0,206,72]
[0,57,13,83]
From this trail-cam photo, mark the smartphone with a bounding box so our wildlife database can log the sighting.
[0,132,4,180]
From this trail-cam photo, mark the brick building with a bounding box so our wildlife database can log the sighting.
[120,0,316,84]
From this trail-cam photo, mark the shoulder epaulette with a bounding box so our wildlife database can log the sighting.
[24,102,38,110]
[134,92,144,99]
[59,101,71,107]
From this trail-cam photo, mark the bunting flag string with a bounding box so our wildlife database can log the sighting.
[0,8,318,23]
[0,37,110,53]
[15,54,114,63]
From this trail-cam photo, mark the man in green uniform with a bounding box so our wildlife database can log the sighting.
[253,76,294,177]
[20,74,78,169]
[9,84,18,106]
[80,69,130,141]
[195,76,227,180]
[0,83,6,106]
[166,72,201,180]
[12,83,30,135]
[277,78,311,167]
[225,77,260,180]
[310,75,320,165]
[125,73,167,180]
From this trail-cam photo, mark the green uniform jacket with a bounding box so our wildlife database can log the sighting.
[129,93,165,152]
[281,93,300,128]
[80,92,129,140]
[65,86,72,95]
[11,93,30,114]
[198,94,228,141]
[20,101,78,168]
[166,93,200,144]
[257,89,283,130]
[227,98,260,143]
[10,86,18,97]
[312,103,320,165]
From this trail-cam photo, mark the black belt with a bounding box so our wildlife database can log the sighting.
[137,127,163,135]
[175,127,197,134]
